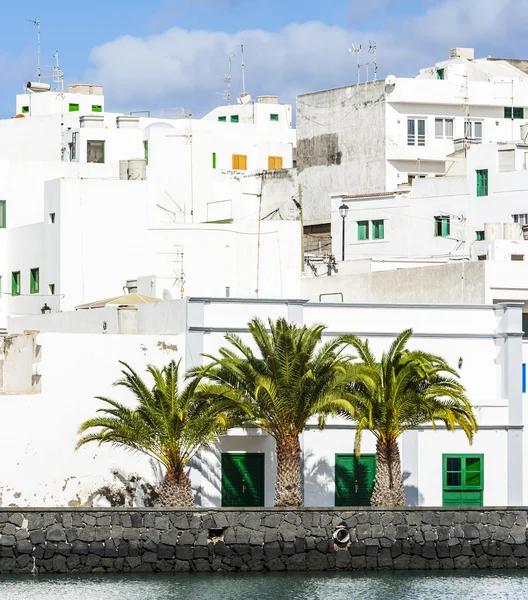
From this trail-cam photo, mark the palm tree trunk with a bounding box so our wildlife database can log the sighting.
[158,468,194,507]
[370,438,405,508]
[274,434,303,507]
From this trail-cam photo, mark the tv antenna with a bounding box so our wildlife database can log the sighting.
[349,44,362,84]
[241,44,246,95]
[224,54,234,105]
[368,41,378,81]
[52,51,64,93]
[26,18,41,81]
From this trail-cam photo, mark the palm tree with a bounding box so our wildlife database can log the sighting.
[342,329,477,508]
[194,317,353,507]
[76,360,229,507]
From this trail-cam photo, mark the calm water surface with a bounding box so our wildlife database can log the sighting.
[1,571,527,600]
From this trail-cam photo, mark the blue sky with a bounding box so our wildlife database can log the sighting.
[0,0,525,117]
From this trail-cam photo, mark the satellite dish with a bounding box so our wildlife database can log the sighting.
[237,92,251,105]
[385,75,396,88]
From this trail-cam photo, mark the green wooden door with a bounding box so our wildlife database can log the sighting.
[442,454,484,506]
[335,454,376,506]
[221,453,265,507]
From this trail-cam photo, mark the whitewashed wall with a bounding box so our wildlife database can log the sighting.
[0,332,184,507]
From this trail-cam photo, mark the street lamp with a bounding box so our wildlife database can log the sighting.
[339,203,349,261]
[41,303,51,315]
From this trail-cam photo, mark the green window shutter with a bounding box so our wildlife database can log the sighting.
[218,116,226,122]
[442,216,450,237]
[221,453,264,507]
[21,106,29,114]
[69,103,80,112]
[0,200,5,228]
[143,140,149,165]
[436,68,445,80]
[357,221,369,241]
[30,268,39,294]
[476,230,485,241]
[372,219,384,240]
[514,107,524,119]
[335,454,376,507]
[270,113,279,121]
[504,107,512,119]
[476,170,488,196]
[443,454,483,506]
[230,115,239,123]
[92,105,102,113]
[11,272,20,296]
[212,152,217,169]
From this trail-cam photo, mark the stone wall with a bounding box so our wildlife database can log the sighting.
[1,508,527,574]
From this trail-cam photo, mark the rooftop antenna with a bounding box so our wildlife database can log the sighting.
[26,18,41,81]
[369,41,378,81]
[224,54,234,105]
[52,51,64,93]
[349,44,362,85]
[241,44,246,95]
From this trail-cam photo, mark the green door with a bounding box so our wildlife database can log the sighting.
[442,454,484,506]
[335,453,376,506]
[221,453,265,507]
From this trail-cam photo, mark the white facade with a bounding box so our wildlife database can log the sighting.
[0,297,523,508]
[297,48,528,226]
[331,143,528,262]
[0,86,299,327]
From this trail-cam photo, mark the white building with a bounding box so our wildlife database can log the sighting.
[297,47,528,229]
[299,142,528,331]
[0,84,300,326]
[0,297,524,509]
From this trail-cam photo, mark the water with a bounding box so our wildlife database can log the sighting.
[1,571,527,600]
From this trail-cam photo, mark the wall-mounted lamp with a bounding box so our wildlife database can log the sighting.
[41,303,51,315]
[458,357,463,369]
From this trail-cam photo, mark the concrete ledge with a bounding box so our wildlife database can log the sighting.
[1,508,528,573]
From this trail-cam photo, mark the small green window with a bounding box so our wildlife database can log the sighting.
[476,230,485,241]
[218,116,227,122]
[270,113,279,121]
[212,152,217,169]
[434,216,450,237]
[30,268,39,294]
[0,200,5,228]
[92,105,103,113]
[443,454,483,506]
[505,107,524,119]
[11,271,20,296]
[230,115,239,123]
[21,106,29,114]
[143,140,149,165]
[357,221,369,241]
[372,219,385,240]
[69,103,80,112]
[436,68,445,80]
[476,169,488,197]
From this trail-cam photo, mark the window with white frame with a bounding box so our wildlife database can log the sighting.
[407,118,426,146]
[435,118,454,139]
[464,121,483,143]
[513,214,528,226]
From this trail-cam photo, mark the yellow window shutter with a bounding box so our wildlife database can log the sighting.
[232,154,239,169]
[240,155,247,170]
[268,156,283,170]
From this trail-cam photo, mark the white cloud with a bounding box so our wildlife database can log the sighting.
[85,0,528,116]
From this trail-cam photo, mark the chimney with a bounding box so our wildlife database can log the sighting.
[450,48,474,61]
